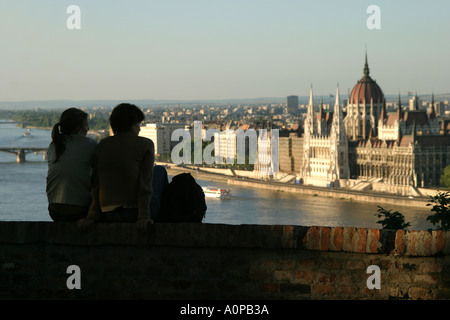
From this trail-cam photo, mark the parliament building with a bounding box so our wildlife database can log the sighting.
[277,54,450,196]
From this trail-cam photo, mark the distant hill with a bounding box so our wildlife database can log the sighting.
[0,93,448,110]
[0,98,285,110]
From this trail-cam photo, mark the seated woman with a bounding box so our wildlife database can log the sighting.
[46,108,98,222]
[78,103,163,230]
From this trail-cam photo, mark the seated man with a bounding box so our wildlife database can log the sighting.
[78,103,154,230]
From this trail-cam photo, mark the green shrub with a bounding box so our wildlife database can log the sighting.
[426,190,450,231]
[440,165,450,188]
[375,206,410,230]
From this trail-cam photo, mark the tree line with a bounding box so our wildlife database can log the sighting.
[0,110,110,131]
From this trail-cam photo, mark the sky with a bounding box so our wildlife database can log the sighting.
[0,0,449,102]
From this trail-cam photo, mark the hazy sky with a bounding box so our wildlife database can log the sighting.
[0,0,449,101]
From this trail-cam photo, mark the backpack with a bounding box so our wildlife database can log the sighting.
[155,173,207,223]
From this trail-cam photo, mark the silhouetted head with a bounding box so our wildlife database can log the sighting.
[109,103,145,135]
[57,108,89,136]
[51,108,89,161]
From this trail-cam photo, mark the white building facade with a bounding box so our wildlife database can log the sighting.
[139,123,187,155]
[301,86,350,187]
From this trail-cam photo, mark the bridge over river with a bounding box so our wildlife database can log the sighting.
[0,147,47,163]
[0,120,31,127]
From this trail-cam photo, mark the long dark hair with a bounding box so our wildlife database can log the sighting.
[51,108,88,161]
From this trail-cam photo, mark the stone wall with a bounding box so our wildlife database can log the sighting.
[0,222,449,300]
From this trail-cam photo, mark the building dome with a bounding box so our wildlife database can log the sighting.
[349,54,384,105]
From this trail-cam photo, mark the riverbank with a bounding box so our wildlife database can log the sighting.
[160,163,272,184]
[227,178,430,208]
[161,163,432,209]
[164,164,231,184]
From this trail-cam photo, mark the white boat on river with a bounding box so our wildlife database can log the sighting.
[202,186,230,199]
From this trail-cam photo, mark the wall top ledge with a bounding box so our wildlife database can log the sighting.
[0,221,449,257]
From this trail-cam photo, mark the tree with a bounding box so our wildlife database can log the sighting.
[374,206,410,230]
[426,190,450,231]
[440,165,450,189]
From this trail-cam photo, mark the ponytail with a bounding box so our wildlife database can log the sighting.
[51,122,65,161]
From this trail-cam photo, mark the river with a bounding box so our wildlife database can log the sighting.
[0,120,435,229]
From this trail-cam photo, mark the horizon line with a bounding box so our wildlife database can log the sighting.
[1,92,449,105]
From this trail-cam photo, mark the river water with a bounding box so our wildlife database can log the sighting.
[0,120,434,229]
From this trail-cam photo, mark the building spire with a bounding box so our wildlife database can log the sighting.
[380,97,387,121]
[397,92,403,120]
[319,96,324,120]
[305,84,316,136]
[335,83,340,108]
[308,84,314,107]
[332,84,345,140]
[430,92,436,119]
[414,92,419,110]
[363,49,370,77]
